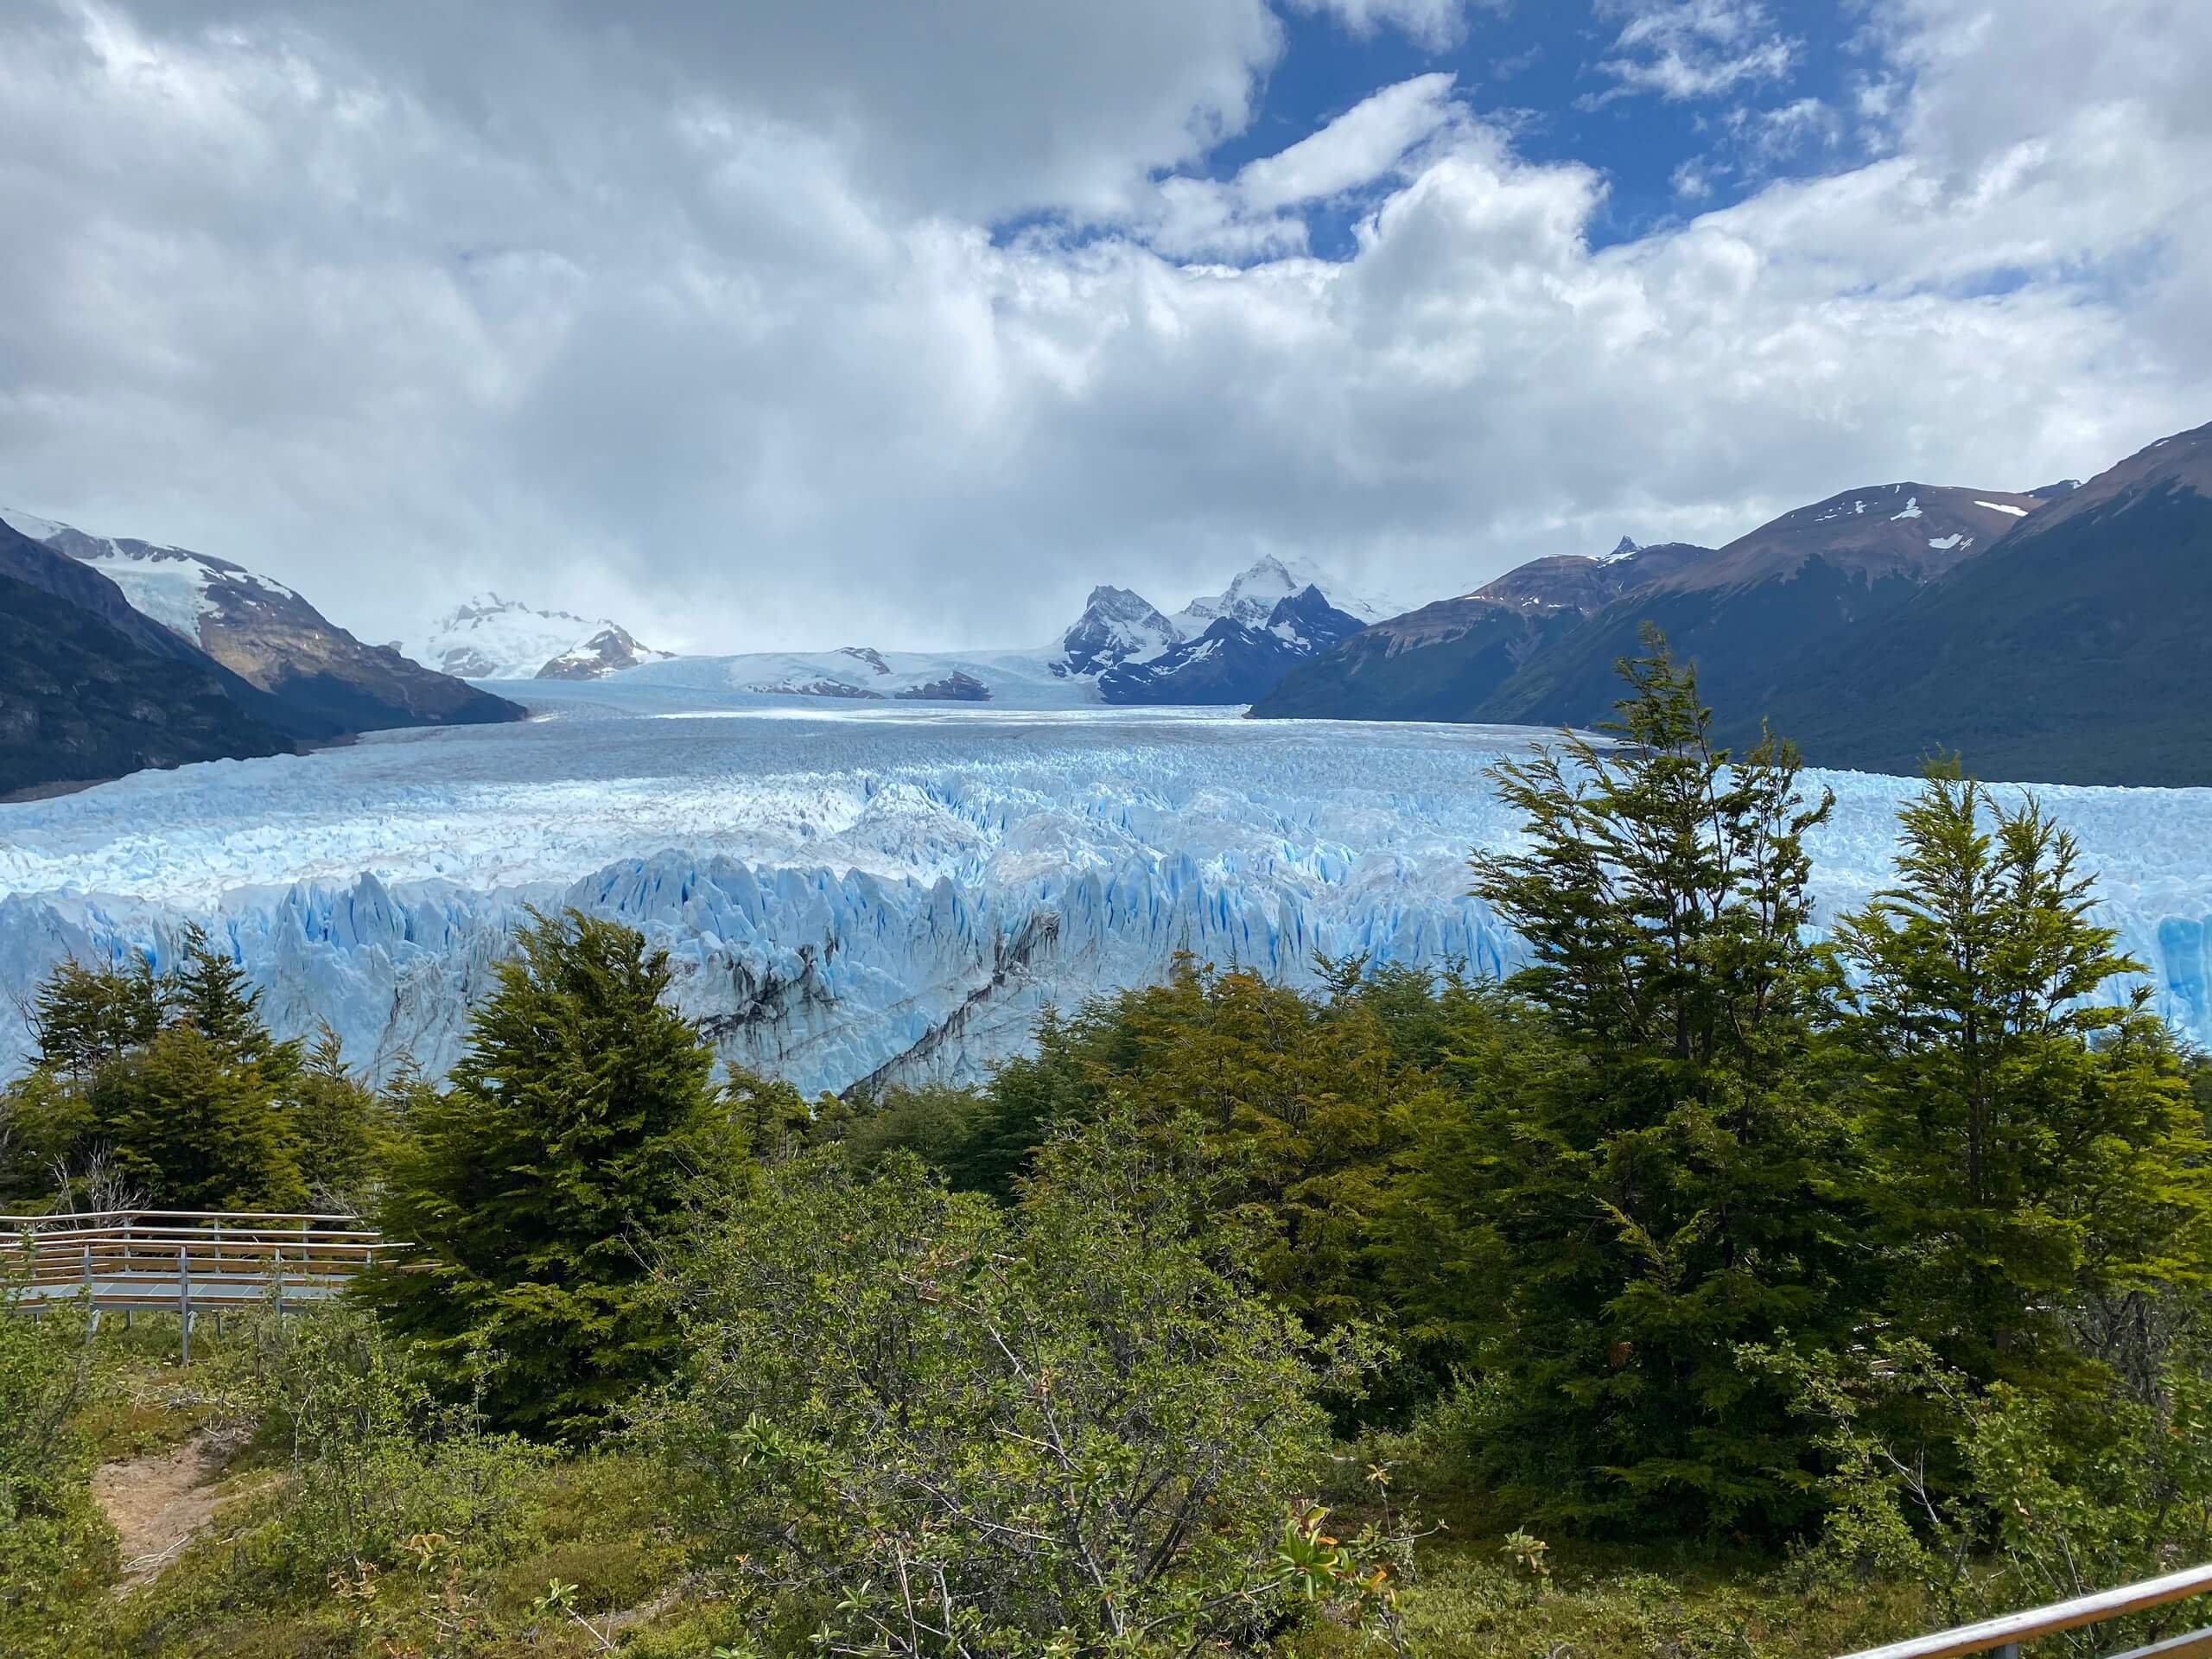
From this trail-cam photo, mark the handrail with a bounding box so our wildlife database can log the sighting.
[1840,1563,2212,1659]
[3,1229,378,1238]
[0,1209,359,1225]
[3,1208,399,1361]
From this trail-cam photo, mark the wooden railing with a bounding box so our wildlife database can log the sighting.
[1840,1562,2212,1658]
[0,1209,393,1360]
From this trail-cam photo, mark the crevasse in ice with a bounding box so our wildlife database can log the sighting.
[4,681,2210,1096]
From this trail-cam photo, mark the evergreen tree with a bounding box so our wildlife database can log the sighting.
[1462,629,1864,1539]
[1830,768,2212,1401]
[365,908,741,1440]
[89,1022,307,1211]
[25,954,163,1078]
[165,923,275,1062]
[291,1027,391,1212]
[5,943,313,1212]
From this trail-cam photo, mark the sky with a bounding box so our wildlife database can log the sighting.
[0,0,2206,654]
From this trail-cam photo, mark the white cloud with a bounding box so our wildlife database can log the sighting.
[1236,73,1463,210]
[1281,0,1477,52]
[0,0,2203,656]
[1594,0,1800,102]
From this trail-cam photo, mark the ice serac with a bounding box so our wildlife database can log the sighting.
[3,693,2211,1096]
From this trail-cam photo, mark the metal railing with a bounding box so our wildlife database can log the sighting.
[1840,1563,2212,1658]
[0,1208,392,1360]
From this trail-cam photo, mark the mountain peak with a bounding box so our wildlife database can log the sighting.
[411,592,666,680]
[1054,586,1179,678]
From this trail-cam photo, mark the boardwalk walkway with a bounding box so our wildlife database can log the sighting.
[2,1209,389,1358]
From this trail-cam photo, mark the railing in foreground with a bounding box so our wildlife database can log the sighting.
[1840,1562,2212,1658]
[0,1209,394,1362]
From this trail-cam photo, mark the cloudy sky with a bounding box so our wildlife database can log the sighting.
[1,0,2205,652]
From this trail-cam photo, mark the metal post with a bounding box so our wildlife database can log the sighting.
[177,1246,191,1365]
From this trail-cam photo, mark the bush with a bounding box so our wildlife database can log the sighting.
[0,1280,116,1653]
[645,1107,1411,1656]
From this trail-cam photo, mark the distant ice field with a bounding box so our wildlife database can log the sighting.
[5,679,2212,1093]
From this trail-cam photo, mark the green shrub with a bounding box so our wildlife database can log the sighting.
[0,1284,116,1654]
[645,1107,1411,1656]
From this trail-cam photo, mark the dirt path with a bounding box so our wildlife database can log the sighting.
[92,1433,230,1586]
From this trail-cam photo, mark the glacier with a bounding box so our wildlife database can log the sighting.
[5,679,2212,1096]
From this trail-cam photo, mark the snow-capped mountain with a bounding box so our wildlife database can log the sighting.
[1099,585,1365,704]
[1052,587,1181,679]
[0,508,521,741]
[1,507,308,639]
[408,593,671,681]
[632,555,1393,711]
[1031,555,1389,702]
[1170,554,1391,633]
[0,517,294,795]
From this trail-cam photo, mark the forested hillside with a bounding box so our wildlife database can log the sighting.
[6,642,2212,1656]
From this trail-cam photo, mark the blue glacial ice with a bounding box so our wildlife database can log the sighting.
[5,680,2212,1095]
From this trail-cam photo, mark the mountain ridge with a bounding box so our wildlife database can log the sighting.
[3,509,524,741]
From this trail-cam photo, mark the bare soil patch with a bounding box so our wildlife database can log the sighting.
[92,1431,232,1586]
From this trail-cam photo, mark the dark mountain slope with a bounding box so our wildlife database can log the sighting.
[1475,485,2045,734]
[1099,586,1363,705]
[10,513,523,740]
[1765,423,2212,785]
[0,527,293,796]
[1249,541,1707,721]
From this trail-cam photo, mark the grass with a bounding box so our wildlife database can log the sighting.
[1281,1527,1928,1657]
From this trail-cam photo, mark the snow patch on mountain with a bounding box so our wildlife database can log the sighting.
[0,508,67,543]
[1171,554,1390,633]
[2,509,303,645]
[409,594,668,680]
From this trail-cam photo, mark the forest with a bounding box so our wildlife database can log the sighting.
[6,638,2212,1658]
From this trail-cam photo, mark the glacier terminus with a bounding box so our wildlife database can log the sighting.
[5,679,2212,1096]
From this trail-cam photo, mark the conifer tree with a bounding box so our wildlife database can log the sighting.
[11,930,309,1211]
[165,923,276,1062]
[1830,768,2212,1400]
[1463,628,1864,1539]
[365,909,741,1440]
[291,1027,391,1212]
[26,954,163,1078]
[90,1023,307,1211]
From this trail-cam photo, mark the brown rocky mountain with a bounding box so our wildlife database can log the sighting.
[1761,422,2212,783]
[1250,540,1710,721]
[3,511,523,741]
[0,521,294,797]
[1254,484,2051,733]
